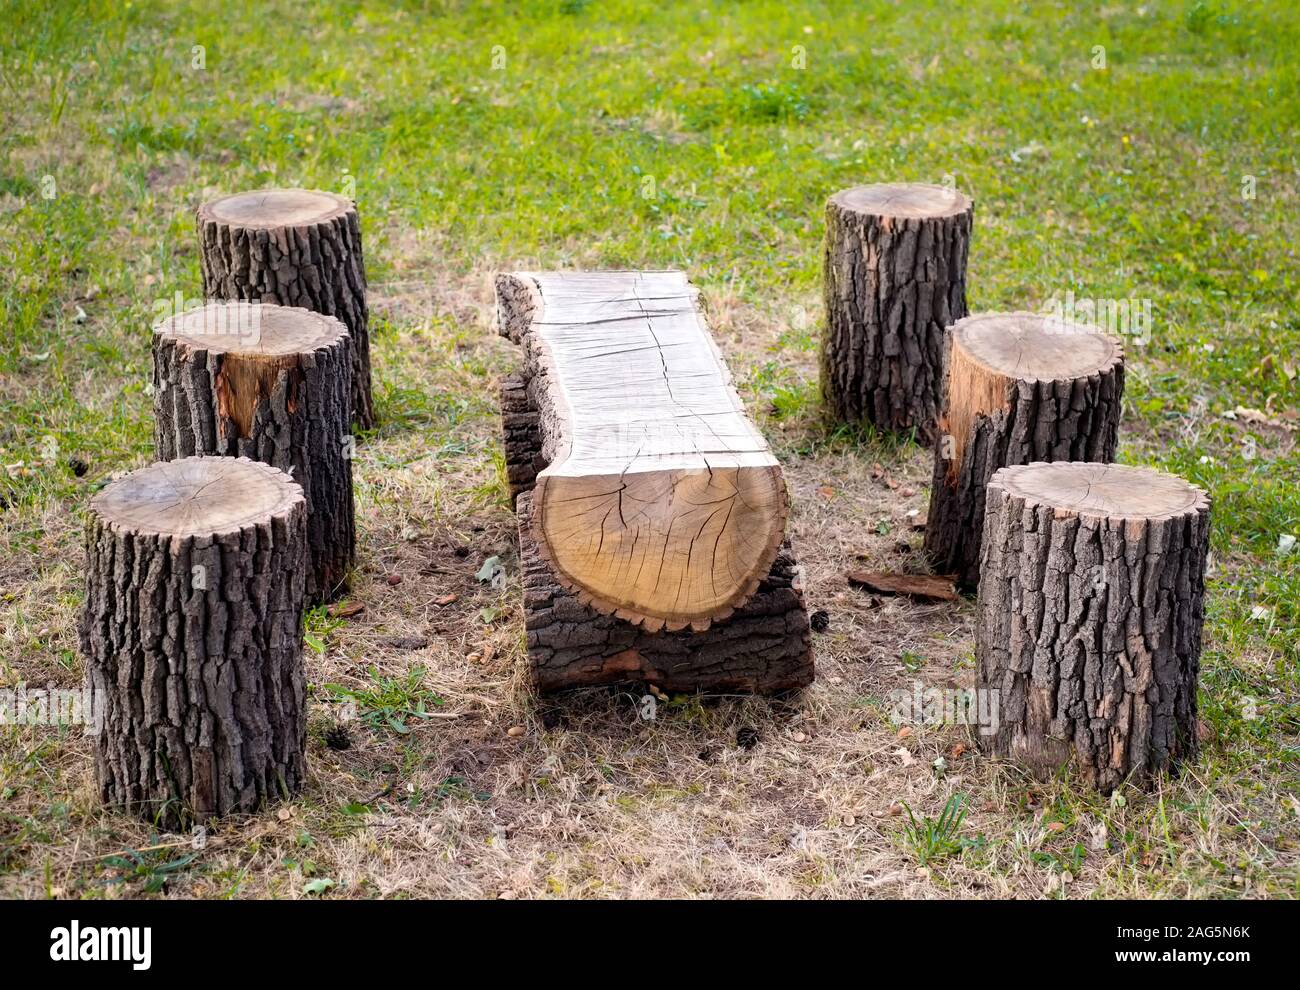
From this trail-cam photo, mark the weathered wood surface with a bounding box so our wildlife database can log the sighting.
[925,313,1124,587]
[822,182,973,443]
[153,301,356,604]
[80,456,308,827]
[976,461,1210,792]
[197,188,374,429]
[496,270,789,633]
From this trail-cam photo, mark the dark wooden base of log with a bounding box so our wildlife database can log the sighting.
[518,491,814,694]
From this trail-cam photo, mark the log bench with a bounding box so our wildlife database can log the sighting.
[496,270,814,694]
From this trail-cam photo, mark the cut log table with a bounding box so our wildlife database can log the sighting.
[976,462,1210,792]
[496,270,814,693]
[80,456,308,827]
[925,312,1124,588]
[197,188,374,429]
[822,182,973,443]
[153,301,356,605]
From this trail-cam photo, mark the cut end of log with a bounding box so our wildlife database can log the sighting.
[534,461,788,632]
[91,456,304,538]
[990,461,1209,521]
[830,182,972,220]
[953,312,1123,383]
[199,188,354,228]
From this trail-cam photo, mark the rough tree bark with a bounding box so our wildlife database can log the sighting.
[925,313,1124,588]
[822,182,973,443]
[496,270,789,633]
[80,456,309,828]
[517,490,814,694]
[976,462,1210,793]
[500,372,544,507]
[197,188,374,429]
[153,301,355,605]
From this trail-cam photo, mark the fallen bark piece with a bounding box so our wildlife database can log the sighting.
[846,570,959,602]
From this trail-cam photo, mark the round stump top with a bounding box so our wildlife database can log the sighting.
[830,182,972,219]
[954,312,1123,382]
[91,456,304,537]
[155,302,347,357]
[200,189,354,228]
[991,462,1208,521]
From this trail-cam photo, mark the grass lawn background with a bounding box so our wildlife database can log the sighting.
[1,0,1296,897]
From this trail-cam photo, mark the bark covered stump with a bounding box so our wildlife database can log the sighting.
[153,301,356,605]
[197,189,374,429]
[496,270,814,693]
[976,462,1210,792]
[80,456,309,828]
[925,313,1124,588]
[822,182,973,443]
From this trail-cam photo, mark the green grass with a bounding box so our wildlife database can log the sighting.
[902,794,970,866]
[322,666,443,736]
[1,0,1297,898]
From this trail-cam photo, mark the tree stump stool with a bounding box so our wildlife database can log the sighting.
[80,456,309,827]
[153,301,355,605]
[925,313,1124,588]
[822,182,973,443]
[976,462,1210,792]
[496,270,814,693]
[197,189,375,429]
